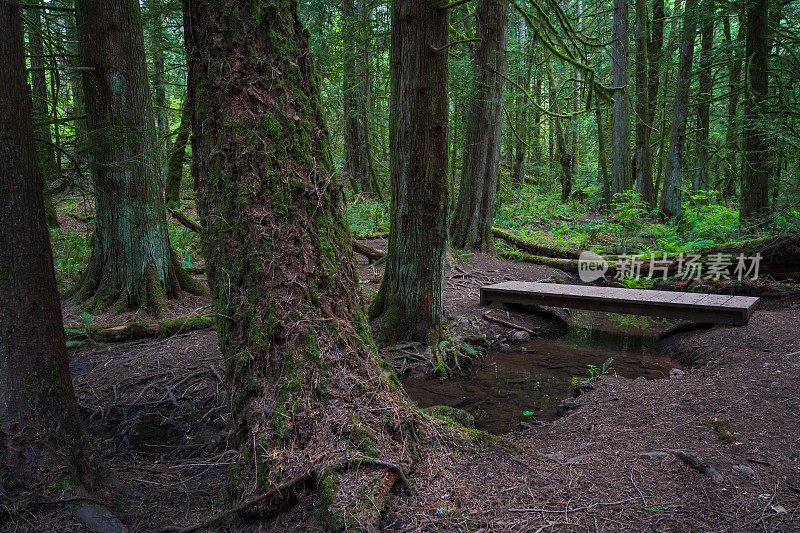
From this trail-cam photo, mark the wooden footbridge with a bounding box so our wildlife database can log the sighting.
[480,282,759,325]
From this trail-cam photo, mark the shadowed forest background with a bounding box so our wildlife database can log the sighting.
[2,0,800,531]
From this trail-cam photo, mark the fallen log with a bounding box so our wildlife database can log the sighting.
[491,227,581,260]
[355,231,389,240]
[352,240,385,263]
[65,314,215,344]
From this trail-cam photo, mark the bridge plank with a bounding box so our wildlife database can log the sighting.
[479,282,758,325]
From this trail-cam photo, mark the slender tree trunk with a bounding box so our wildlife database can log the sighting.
[597,104,611,208]
[163,98,190,206]
[740,0,770,220]
[633,0,653,205]
[0,4,115,523]
[369,0,449,342]
[343,0,380,197]
[645,0,663,206]
[722,15,743,198]
[512,16,530,186]
[26,0,60,227]
[184,0,417,524]
[611,0,631,195]
[73,0,204,314]
[531,72,542,177]
[150,0,169,156]
[660,0,699,218]
[451,0,508,250]
[547,67,573,202]
[692,0,714,194]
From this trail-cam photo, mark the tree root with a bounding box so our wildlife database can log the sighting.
[160,456,410,533]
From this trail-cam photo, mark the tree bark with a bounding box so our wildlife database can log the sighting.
[184,0,417,525]
[692,0,714,194]
[368,0,449,342]
[611,0,631,195]
[660,0,698,218]
[0,0,99,506]
[73,0,205,315]
[633,0,653,205]
[451,0,509,250]
[547,66,573,203]
[740,0,770,220]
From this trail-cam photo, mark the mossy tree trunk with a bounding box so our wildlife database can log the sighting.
[643,0,664,206]
[184,0,418,526]
[73,0,204,315]
[740,0,770,220]
[368,0,449,342]
[546,66,573,203]
[611,0,631,195]
[163,98,190,207]
[0,0,96,496]
[451,0,508,251]
[660,0,698,219]
[596,104,611,208]
[26,0,60,227]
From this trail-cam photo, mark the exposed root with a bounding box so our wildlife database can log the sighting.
[160,456,410,533]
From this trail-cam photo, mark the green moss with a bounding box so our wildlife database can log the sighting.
[423,405,475,428]
[315,470,344,531]
[708,418,735,444]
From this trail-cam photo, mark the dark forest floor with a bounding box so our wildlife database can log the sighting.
[4,237,800,532]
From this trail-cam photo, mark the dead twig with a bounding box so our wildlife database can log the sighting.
[482,312,538,335]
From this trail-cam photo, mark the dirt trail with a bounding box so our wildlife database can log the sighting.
[7,243,799,532]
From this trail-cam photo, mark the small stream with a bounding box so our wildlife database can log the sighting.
[403,310,681,434]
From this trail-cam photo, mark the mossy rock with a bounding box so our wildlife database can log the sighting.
[423,405,475,428]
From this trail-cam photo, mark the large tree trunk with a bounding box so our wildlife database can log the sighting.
[611,0,631,195]
[73,0,204,315]
[184,0,417,526]
[0,5,124,528]
[368,0,449,342]
[660,0,698,218]
[26,0,60,227]
[451,0,508,250]
[633,0,653,205]
[692,0,714,194]
[722,15,743,198]
[740,0,770,220]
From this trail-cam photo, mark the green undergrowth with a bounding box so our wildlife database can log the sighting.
[346,194,389,237]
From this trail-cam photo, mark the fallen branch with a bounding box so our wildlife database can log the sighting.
[491,227,581,260]
[482,312,538,335]
[168,208,202,233]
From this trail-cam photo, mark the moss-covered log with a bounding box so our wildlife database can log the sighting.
[492,227,582,259]
[184,0,418,529]
[65,314,214,343]
[71,0,205,316]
